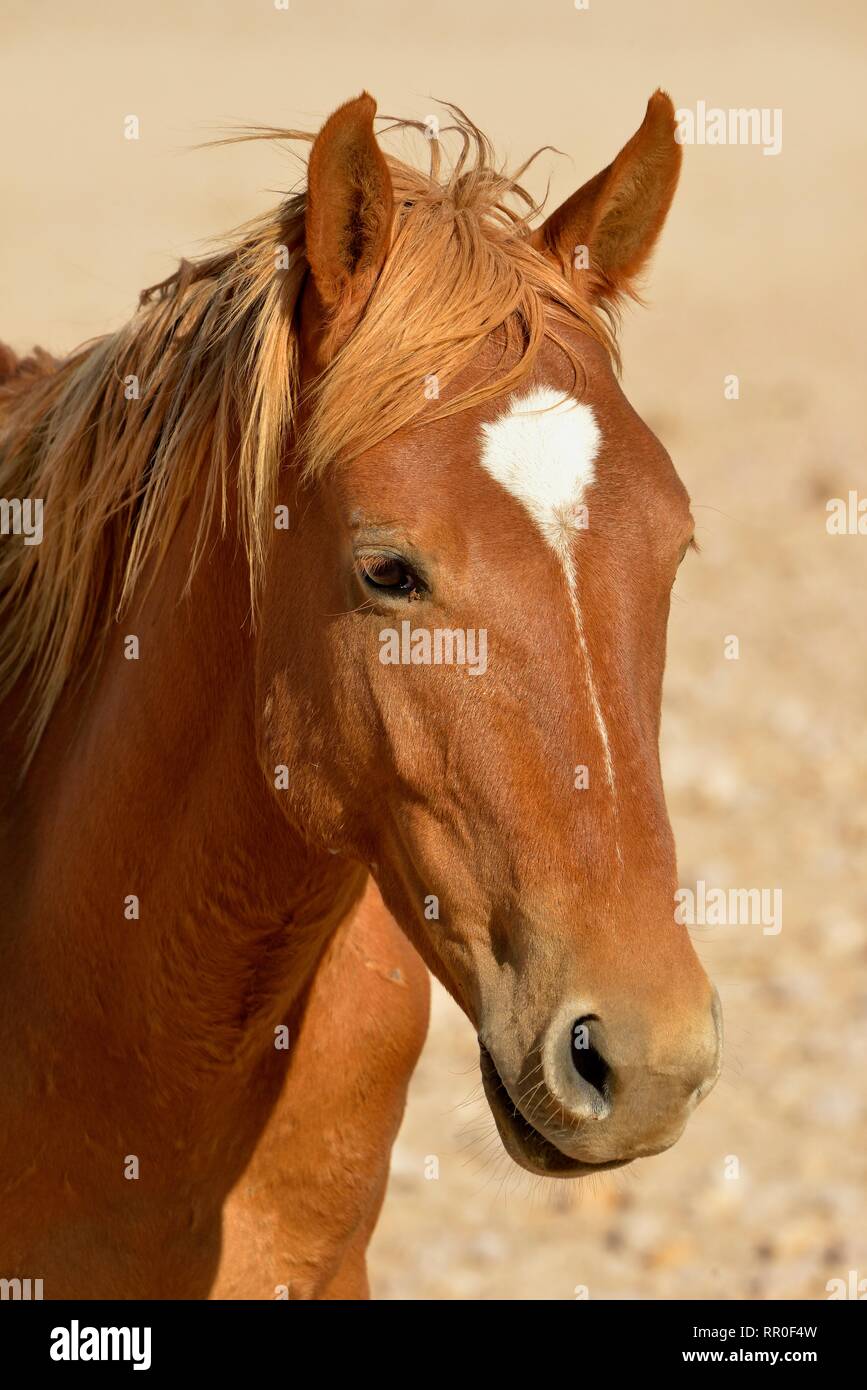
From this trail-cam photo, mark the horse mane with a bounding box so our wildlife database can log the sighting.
[0,105,617,762]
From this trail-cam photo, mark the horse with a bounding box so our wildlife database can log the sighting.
[0,90,722,1300]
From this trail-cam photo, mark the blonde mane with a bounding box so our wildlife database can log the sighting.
[0,107,616,761]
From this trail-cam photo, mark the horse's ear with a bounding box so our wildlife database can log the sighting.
[531,90,682,306]
[305,92,393,351]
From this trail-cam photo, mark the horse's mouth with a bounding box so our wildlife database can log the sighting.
[479,1043,630,1179]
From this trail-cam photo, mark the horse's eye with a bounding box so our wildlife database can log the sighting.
[357,554,423,597]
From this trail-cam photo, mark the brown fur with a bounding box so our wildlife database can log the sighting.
[0,102,613,766]
[0,91,720,1299]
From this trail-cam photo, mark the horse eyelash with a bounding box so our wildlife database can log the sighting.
[354,553,402,578]
[354,553,426,595]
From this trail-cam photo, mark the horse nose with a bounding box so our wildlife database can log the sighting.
[697,986,724,1099]
[544,992,722,1137]
[566,1015,614,1118]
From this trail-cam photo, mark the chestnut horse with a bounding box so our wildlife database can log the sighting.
[0,91,721,1299]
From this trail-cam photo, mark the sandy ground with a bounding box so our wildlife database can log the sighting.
[2,0,865,1299]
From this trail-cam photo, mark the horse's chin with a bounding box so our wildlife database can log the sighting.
[479,1043,631,1180]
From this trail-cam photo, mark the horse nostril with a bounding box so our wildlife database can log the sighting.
[570,1015,610,1099]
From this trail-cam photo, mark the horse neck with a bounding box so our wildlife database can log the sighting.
[14,477,365,1075]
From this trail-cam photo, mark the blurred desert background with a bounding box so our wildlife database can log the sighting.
[2,0,865,1299]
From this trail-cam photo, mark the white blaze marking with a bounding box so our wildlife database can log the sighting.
[479,387,620,855]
